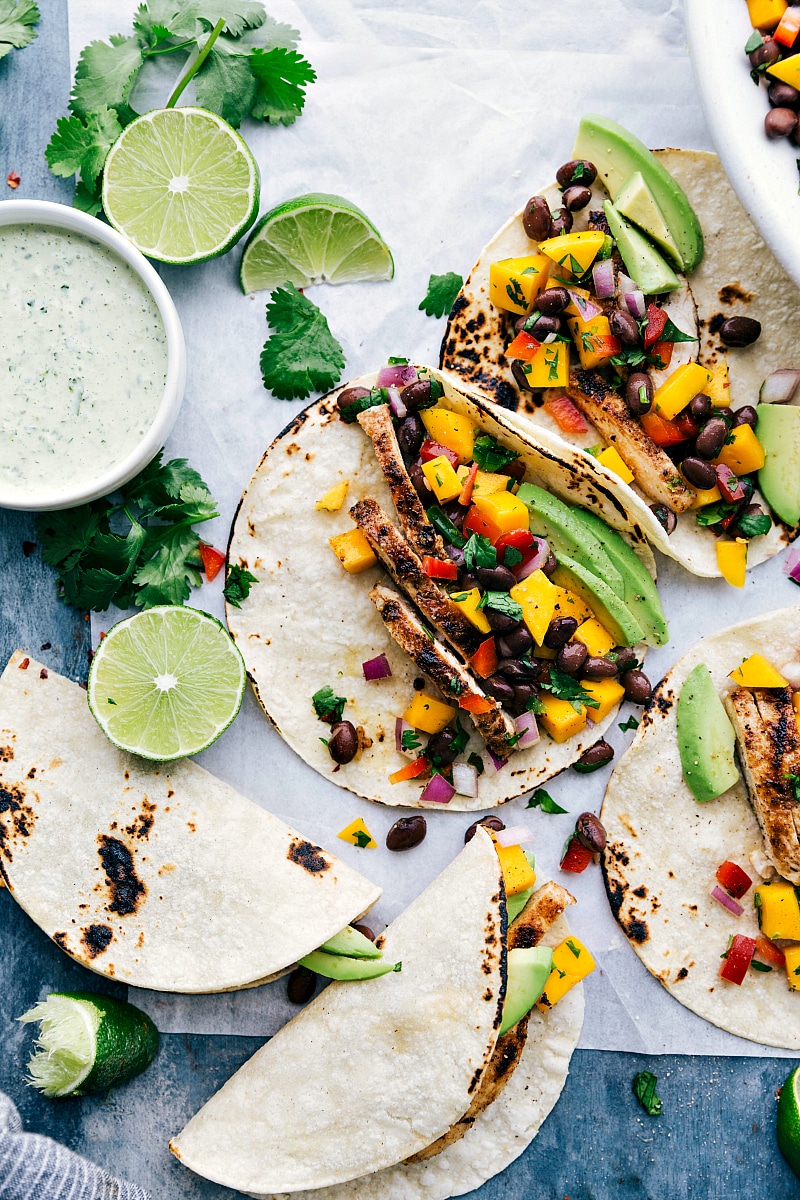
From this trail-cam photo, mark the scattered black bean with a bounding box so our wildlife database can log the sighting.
[497,657,539,681]
[610,308,640,346]
[582,655,618,679]
[352,923,376,942]
[484,674,516,703]
[442,500,467,528]
[613,646,639,674]
[688,393,712,423]
[544,615,578,649]
[328,721,358,764]
[511,683,537,715]
[525,313,562,339]
[729,503,769,539]
[523,195,552,241]
[650,503,677,534]
[575,812,607,854]
[694,416,728,460]
[556,159,597,189]
[464,815,505,844]
[574,739,614,772]
[765,107,798,138]
[336,386,370,416]
[769,81,800,109]
[681,456,718,490]
[401,379,434,411]
[287,966,316,1004]
[750,38,780,68]
[386,814,427,852]
[426,726,460,768]
[555,641,588,676]
[562,184,592,212]
[732,405,758,429]
[497,625,533,657]
[397,414,424,459]
[543,550,558,576]
[621,669,652,705]
[626,372,653,416]
[549,207,573,236]
[535,287,570,315]
[719,316,762,347]
[476,564,516,591]
[486,608,519,633]
[408,462,430,500]
[510,360,535,392]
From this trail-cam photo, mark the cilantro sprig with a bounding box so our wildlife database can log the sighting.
[472,434,520,474]
[541,667,600,713]
[632,1070,663,1117]
[223,563,258,607]
[419,272,463,319]
[526,788,568,815]
[260,283,346,400]
[0,0,39,60]
[311,685,346,724]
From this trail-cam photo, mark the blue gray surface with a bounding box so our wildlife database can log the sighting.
[0,3,799,1197]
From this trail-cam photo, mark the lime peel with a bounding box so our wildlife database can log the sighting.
[778,1065,800,1178]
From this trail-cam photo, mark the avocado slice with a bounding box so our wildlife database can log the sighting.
[756,405,800,527]
[551,554,645,648]
[299,950,401,980]
[516,482,625,598]
[603,202,680,296]
[499,946,553,1035]
[676,664,739,803]
[615,171,682,269]
[568,507,669,647]
[573,113,704,272]
[320,925,383,959]
[507,887,533,924]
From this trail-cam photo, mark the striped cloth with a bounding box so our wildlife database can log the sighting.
[0,1093,151,1200]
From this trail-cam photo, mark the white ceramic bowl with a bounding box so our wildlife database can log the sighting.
[685,0,800,290]
[0,199,186,511]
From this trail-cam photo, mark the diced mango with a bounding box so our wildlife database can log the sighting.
[567,312,616,370]
[523,341,570,389]
[337,818,377,848]
[539,230,606,276]
[748,0,788,31]
[580,676,626,724]
[551,586,594,625]
[510,570,559,643]
[574,617,615,657]
[534,641,557,660]
[716,538,747,588]
[473,489,530,536]
[451,586,492,634]
[496,843,537,897]
[597,445,635,485]
[713,424,766,475]
[652,362,712,421]
[730,653,788,689]
[768,51,800,86]
[403,691,456,735]
[562,286,594,319]
[329,528,377,574]
[706,359,731,409]
[755,881,800,941]
[784,944,800,991]
[421,455,462,502]
[421,408,475,463]
[691,484,722,509]
[538,694,588,743]
[794,691,800,732]
[489,255,551,315]
[316,480,349,511]
[536,936,596,1011]
[456,466,509,498]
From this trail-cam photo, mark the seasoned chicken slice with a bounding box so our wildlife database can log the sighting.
[724,686,800,884]
[369,583,516,761]
[566,370,694,513]
[357,403,447,561]
[351,497,481,662]
[405,881,575,1163]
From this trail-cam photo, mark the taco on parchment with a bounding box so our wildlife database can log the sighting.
[226,363,668,810]
[441,114,800,581]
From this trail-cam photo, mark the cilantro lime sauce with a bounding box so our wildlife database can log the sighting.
[0,224,167,497]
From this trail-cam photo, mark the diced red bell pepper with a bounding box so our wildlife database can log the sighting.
[496,530,537,554]
[506,331,542,362]
[591,334,622,361]
[775,6,800,46]
[643,303,667,348]
[640,410,687,448]
[199,543,226,582]
[458,462,479,506]
[716,464,746,504]
[388,756,430,784]
[715,860,753,900]
[463,505,503,545]
[754,934,786,968]
[470,637,498,679]
[719,933,756,985]
[499,457,526,480]
[420,439,460,469]
[458,693,496,714]
[651,339,673,369]
[673,411,701,439]
[422,555,458,581]
[560,835,594,874]
[544,394,589,434]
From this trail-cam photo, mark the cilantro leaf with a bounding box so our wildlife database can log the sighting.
[0,0,38,58]
[463,533,497,572]
[250,45,316,125]
[223,563,258,608]
[659,316,697,344]
[477,591,523,621]
[260,283,345,400]
[784,772,800,804]
[419,272,463,319]
[195,40,256,127]
[632,1071,663,1117]
[311,685,346,724]
[472,434,519,474]
[45,107,122,189]
[744,30,764,54]
[619,715,639,732]
[70,36,144,119]
[468,751,484,775]
[736,510,772,539]
[133,524,203,607]
[503,546,523,568]
[401,729,421,752]
[526,788,568,814]
[695,500,738,528]
[352,829,372,848]
[541,667,600,713]
[73,180,103,215]
[192,0,268,36]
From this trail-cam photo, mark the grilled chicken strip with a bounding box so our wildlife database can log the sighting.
[566,369,694,513]
[724,686,800,884]
[405,882,575,1163]
[351,497,482,661]
[369,583,516,761]
[357,403,447,561]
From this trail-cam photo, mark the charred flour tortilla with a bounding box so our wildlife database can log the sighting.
[225,366,657,809]
[441,150,797,577]
[0,652,380,992]
[601,607,800,1048]
[170,832,582,1198]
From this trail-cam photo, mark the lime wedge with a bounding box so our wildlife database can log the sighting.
[20,992,159,1097]
[239,192,394,293]
[102,106,260,265]
[87,606,245,761]
[778,1066,800,1177]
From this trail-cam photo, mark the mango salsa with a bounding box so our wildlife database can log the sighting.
[713,424,766,475]
[784,944,800,992]
[691,484,722,509]
[329,528,377,574]
[539,230,606,276]
[574,617,615,657]
[316,480,349,511]
[729,653,788,689]
[451,586,492,634]
[524,341,569,388]
[716,538,747,588]
[496,843,536,897]
[421,408,475,463]
[551,586,593,625]
[337,818,377,848]
[706,360,731,409]
[597,445,635,485]
[794,691,800,731]
[567,312,617,370]
[403,691,456,735]
[768,52,800,86]
[536,936,596,1011]
[652,362,712,421]
[510,570,559,643]
[472,489,529,535]
[421,455,462,502]
[489,255,551,315]
[755,881,800,941]
[456,465,508,498]
[580,677,625,723]
[538,694,587,743]
[748,0,787,31]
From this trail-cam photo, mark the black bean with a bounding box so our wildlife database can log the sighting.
[336,386,370,416]
[622,669,652,705]
[613,646,639,674]
[522,195,552,241]
[694,416,728,460]
[401,379,434,411]
[497,625,533,657]
[549,207,573,237]
[555,641,588,676]
[486,608,518,633]
[738,475,756,508]
[769,81,800,109]
[511,683,537,715]
[497,657,539,681]
[766,107,798,138]
[556,159,597,189]
[352,923,376,942]
[610,308,640,346]
[464,815,505,844]
[732,405,758,429]
[650,503,677,534]
[484,674,516,704]
[562,184,592,212]
[543,550,558,576]
[525,314,562,339]
[287,966,316,1004]
[544,615,578,649]
[582,655,618,679]
[397,414,425,459]
[442,500,467,528]
[688,393,712,423]
[328,721,358,764]
[426,727,459,768]
[575,739,615,771]
[626,372,653,416]
[535,287,570,316]
[476,565,517,591]
[750,38,780,68]
[408,462,430,501]
[575,812,607,854]
[681,456,718,489]
[459,572,479,592]
[719,316,762,347]
[386,814,427,852]
[511,360,535,393]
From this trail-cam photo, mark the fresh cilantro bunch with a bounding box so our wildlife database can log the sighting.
[36,454,219,611]
[260,283,346,400]
[0,0,38,59]
[419,272,463,319]
[45,1,315,215]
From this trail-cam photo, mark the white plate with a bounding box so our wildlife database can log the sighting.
[685,0,800,289]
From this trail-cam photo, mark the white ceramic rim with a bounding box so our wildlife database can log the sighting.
[0,198,186,511]
[685,0,800,291]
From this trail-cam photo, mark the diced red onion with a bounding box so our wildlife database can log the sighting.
[387,386,407,420]
[623,290,646,320]
[452,761,479,798]
[514,537,550,583]
[617,272,637,296]
[784,542,800,576]
[711,885,744,917]
[378,364,418,388]
[542,332,558,344]
[395,717,414,756]
[592,258,615,298]
[790,560,800,587]
[446,544,465,567]
[420,772,455,804]
[488,749,507,772]
[495,824,533,847]
[759,369,800,405]
[513,710,539,748]
[363,653,392,681]
[567,289,601,320]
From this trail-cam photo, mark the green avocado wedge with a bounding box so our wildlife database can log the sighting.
[319,926,383,959]
[499,947,553,1035]
[676,664,739,803]
[568,508,669,647]
[516,483,624,598]
[603,202,680,296]
[298,951,401,981]
[551,554,645,648]
[756,405,800,527]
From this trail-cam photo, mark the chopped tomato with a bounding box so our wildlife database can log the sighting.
[463,505,503,545]
[458,693,495,714]
[544,395,589,434]
[199,543,226,582]
[716,464,746,505]
[640,410,687,448]
[719,933,756,985]
[643,303,667,348]
[506,331,542,362]
[775,6,800,46]
[420,439,460,469]
[755,934,786,968]
[458,462,479,506]
[422,556,458,581]
[651,339,673,369]
[560,836,594,874]
[388,756,430,784]
[470,637,498,679]
[715,860,753,900]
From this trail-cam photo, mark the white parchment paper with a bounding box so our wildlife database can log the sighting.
[68,0,798,1057]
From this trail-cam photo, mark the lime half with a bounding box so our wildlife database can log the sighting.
[778,1065,800,1177]
[87,606,246,761]
[102,106,260,264]
[20,992,159,1097]
[239,192,394,293]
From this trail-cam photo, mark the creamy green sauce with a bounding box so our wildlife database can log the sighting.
[0,224,168,497]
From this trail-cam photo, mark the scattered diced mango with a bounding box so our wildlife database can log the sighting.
[748,0,787,31]
[510,570,559,643]
[716,538,747,588]
[451,586,492,634]
[538,694,588,743]
[730,653,788,689]
[422,455,462,502]
[329,528,377,574]
[652,362,712,421]
[793,691,800,731]
[597,445,635,485]
[403,691,456,735]
[755,881,800,941]
[713,424,766,475]
[768,51,800,86]
[337,818,377,848]
[567,312,617,370]
[534,641,556,660]
[523,341,569,389]
[562,286,594,319]
[574,617,615,657]
[691,484,722,509]
[539,230,606,276]
[489,255,551,315]
[316,480,349,512]
[784,944,800,991]
[496,843,537,897]
[551,586,593,625]
[473,489,530,535]
[536,936,596,1011]
[581,676,625,724]
[706,359,731,409]
[421,408,475,463]
[456,465,509,498]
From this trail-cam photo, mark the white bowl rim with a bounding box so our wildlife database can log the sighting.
[0,198,186,511]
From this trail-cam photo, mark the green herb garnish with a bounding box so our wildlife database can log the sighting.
[463,533,497,572]
[0,0,38,61]
[659,316,697,344]
[784,773,800,804]
[352,830,372,848]
[419,272,464,318]
[311,685,346,724]
[736,510,772,539]
[477,591,523,621]
[472,434,520,474]
[427,505,466,548]
[632,1071,662,1117]
[401,729,421,752]
[468,751,485,775]
[526,788,568,815]
[540,667,600,713]
[619,715,639,732]
[506,278,526,308]
[223,564,258,608]
[261,283,345,400]
[695,500,739,528]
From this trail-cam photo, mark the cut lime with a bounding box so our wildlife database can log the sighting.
[87,606,246,761]
[20,992,159,1097]
[778,1065,800,1177]
[102,106,260,265]
[239,192,394,293]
